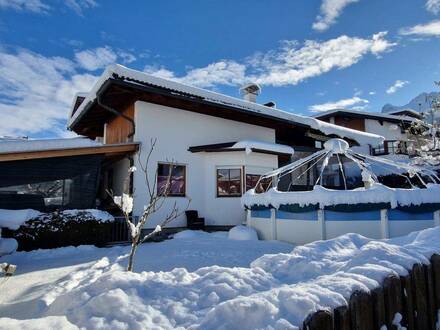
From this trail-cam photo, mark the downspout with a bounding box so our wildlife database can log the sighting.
[97,91,135,140]
[96,87,136,209]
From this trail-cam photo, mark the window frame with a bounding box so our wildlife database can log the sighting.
[245,173,272,193]
[157,162,187,197]
[216,167,243,198]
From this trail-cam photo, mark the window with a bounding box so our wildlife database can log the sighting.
[157,163,186,196]
[372,140,401,156]
[217,168,242,197]
[245,174,272,193]
[386,141,400,155]
[372,142,386,156]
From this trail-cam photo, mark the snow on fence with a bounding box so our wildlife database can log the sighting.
[246,205,440,244]
[302,254,440,330]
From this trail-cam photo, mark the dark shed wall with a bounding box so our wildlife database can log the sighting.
[0,154,103,211]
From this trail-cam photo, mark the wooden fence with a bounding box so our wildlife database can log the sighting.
[303,254,440,330]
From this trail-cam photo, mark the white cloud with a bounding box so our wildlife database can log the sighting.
[180,61,246,88]
[117,51,137,64]
[386,80,409,94]
[145,60,246,88]
[64,0,97,15]
[75,47,136,71]
[0,0,97,15]
[426,0,440,14]
[309,96,369,112]
[313,0,359,32]
[249,32,395,86]
[145,32,394,88]
[0,49,98,137]
[400,20,440,36]
[0,0,49,13]
[0,31,395,137]
[369,91,376,95]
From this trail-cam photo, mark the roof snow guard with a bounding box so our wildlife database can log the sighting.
[69,64,384,146]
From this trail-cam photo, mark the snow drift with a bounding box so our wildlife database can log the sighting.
[2,226,440,329]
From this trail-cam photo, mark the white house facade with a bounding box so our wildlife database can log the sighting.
[67,64,383,229]
[314,109,420,156]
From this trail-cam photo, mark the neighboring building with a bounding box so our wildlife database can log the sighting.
[314,109,419,156]
[386,109,424,120]
[65,65,383,229]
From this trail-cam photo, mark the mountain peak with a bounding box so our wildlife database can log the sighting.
[382,92,440,114]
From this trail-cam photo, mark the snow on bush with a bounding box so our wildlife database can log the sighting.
[60,209,114,223]
[5,226,440,329]
[0,209,41,230]
[228,225,258,241]
[0,237,18,256]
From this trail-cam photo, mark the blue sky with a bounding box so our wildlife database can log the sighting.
[1,0,440,138]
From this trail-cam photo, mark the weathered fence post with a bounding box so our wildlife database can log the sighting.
[383,275,403,329]
[424,264,437,329]
[303,310,333,330]
[333,306,350,330]
[400,274,415,330]
[431,254,440,311]
[412,263,430,329]
[349,290,374,330]
[371,286,386,329]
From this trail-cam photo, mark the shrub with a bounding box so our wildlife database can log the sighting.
[2,210,115,251]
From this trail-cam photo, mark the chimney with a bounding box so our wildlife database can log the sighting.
[240,83,261,103]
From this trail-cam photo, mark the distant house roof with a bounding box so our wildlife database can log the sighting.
[0,137,139,162]
[313,108,418,124]
[188,140,294,156]
[68,64,384,146]
[386,109,424,119]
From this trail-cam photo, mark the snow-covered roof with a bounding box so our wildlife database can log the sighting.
[68,64,384,146]
[314,108,418,123]
[0,137,101,154]
[387,108,423,118]
[232,140,294,155]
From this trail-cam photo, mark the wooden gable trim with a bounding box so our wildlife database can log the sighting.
[0,143,140,162]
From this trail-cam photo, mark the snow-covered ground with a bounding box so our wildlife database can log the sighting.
[0,230,292,329]
[1,226,440,329]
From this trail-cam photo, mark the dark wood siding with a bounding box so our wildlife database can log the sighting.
[105,103,134,144]
[334,116,365,132]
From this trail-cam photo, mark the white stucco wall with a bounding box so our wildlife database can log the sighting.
[132,101,279,228]
[364,119,407,144]
[110,158,130,196]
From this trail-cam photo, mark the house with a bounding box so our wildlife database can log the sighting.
[314,108,420,156]
[66,65,387,229]
[1,64,383,230]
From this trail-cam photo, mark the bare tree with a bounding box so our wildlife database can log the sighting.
[109,139,190,271]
